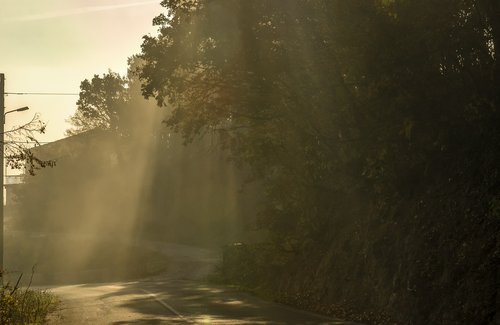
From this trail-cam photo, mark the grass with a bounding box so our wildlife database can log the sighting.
[1,270,58,324]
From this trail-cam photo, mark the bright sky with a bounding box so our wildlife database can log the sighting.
[0,0,162,143]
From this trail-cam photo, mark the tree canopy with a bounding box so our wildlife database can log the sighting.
[138,0,499,243]
[66,71,127,135]
[66,57,158,137]
[137,1,500,323]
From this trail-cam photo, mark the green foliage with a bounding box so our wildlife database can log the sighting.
[138,0,500,323]
[217,243,288,289]
[66,71,127,135]
[0,279,57,324]
[140,0,500,201]
[66,57,158,137]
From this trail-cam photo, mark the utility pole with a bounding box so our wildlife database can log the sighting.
[0,75,30,284]
[0,73,5,282]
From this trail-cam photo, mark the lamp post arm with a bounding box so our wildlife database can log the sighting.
[3,107,29,124]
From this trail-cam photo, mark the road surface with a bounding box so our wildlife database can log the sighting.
[46,242,359,324]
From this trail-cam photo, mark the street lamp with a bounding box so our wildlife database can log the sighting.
[0,73,30,282]
[3,106,29,124]
[4,106,29,115]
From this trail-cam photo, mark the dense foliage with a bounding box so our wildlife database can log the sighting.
[137,1,500,324]
[66,58,157,137]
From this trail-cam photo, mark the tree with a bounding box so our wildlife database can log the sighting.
[139,0,369,248]
[66,57,165,140]
[66,71,128,136]
[3,114,55,175]
[139,0,500,234]
[138,1,500,323]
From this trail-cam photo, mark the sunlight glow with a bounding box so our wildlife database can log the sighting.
[6,1,159,22]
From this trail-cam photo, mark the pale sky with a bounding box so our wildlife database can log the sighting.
[0,0,162,143]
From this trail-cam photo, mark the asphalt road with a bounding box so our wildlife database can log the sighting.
[45,242,359,324]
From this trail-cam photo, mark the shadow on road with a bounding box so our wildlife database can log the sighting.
[64,277,353,324]
[46,242,358,324]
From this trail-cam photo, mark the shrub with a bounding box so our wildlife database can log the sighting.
[0,272,57,324]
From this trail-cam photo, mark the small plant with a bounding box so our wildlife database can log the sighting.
[0,267,57,324]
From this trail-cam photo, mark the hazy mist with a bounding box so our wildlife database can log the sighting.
[5,93,258,285]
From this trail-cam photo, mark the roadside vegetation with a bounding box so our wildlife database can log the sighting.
[0,270,57,324]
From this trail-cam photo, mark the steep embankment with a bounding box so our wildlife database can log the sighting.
[220,151,499,325]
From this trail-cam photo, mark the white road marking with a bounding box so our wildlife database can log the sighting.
[140,289,196,324]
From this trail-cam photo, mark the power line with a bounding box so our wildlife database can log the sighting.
[5,92,79,96]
